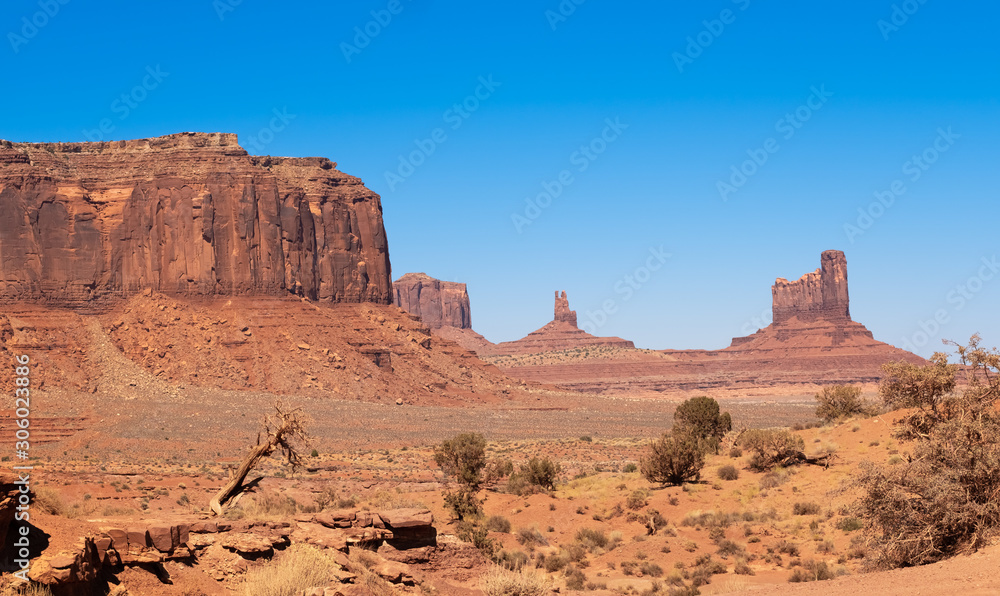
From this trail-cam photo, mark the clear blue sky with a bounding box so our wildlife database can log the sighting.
[4,1,998,358]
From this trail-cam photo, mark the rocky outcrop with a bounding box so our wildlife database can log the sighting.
[772,250,851,324]
[0,133,391,308]
[393,273,471,329]
[489,291,635,355]
[554,290,577,326]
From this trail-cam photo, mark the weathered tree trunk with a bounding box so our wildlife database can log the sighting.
[209,402,310,516]
[210,441,274,516]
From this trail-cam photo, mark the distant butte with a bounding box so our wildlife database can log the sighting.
[488,291,635,355]
[489,251,924,396]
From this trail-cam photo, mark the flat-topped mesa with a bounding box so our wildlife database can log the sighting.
[393,273,471,329]
[772,250,851,325]
[554,291,578,327]
[0,132,391,308]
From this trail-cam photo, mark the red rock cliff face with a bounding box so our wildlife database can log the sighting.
[393,273,471,329]
[0,133,392,307]
[772,250,851,324]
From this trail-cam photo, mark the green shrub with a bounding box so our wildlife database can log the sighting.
[435,433,487,490]
[623,462,638,473]
[641,432,704,486]
[674,396,732,451]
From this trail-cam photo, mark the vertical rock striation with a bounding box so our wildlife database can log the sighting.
[393,273,471,329]
[0,133,392,307]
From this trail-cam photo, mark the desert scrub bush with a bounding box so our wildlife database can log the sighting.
[734,558,754,575]
[717,465,739,481]
[855,337,1000,569]
[623,462,638,473]
[516,526,548,548]
[740,429,806,472]
[458,521,497,557]
[673,396,733,453]
[443,488,483,521]
[0,581,55,596]
[227,491,297,521]
[793,502,821,516]
[482,565,549,596]
[33,487,68,517]
[240,544,338,596]
[483,457,514,487]
[564,567,587,590]
[575,527,615,552]
[508,457,561,493]
[716,539,747,559]
[836,517,863,532]
[626,489,648,510]
[485,515,512,533]
[788,559,835,582]
[815,385,875,422]
[776,540,800,557]
[640,561,664,577]
[641,432,704,486]
[758,469,789,489]
[495,549,529,571]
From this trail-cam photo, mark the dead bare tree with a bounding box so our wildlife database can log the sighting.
[210,402,311,516]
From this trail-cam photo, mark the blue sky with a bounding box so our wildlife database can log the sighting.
[4,1,998,357]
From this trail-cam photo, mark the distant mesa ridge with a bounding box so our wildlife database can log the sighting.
[0,132,392,308]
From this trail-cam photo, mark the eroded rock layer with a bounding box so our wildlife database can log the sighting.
[0,133,391,307]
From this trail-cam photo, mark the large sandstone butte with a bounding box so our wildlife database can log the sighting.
[771,249,851,325]
[0,132,391,307]
[488,291,635,355]
[488,252,924,395]
[394,272,471,329]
